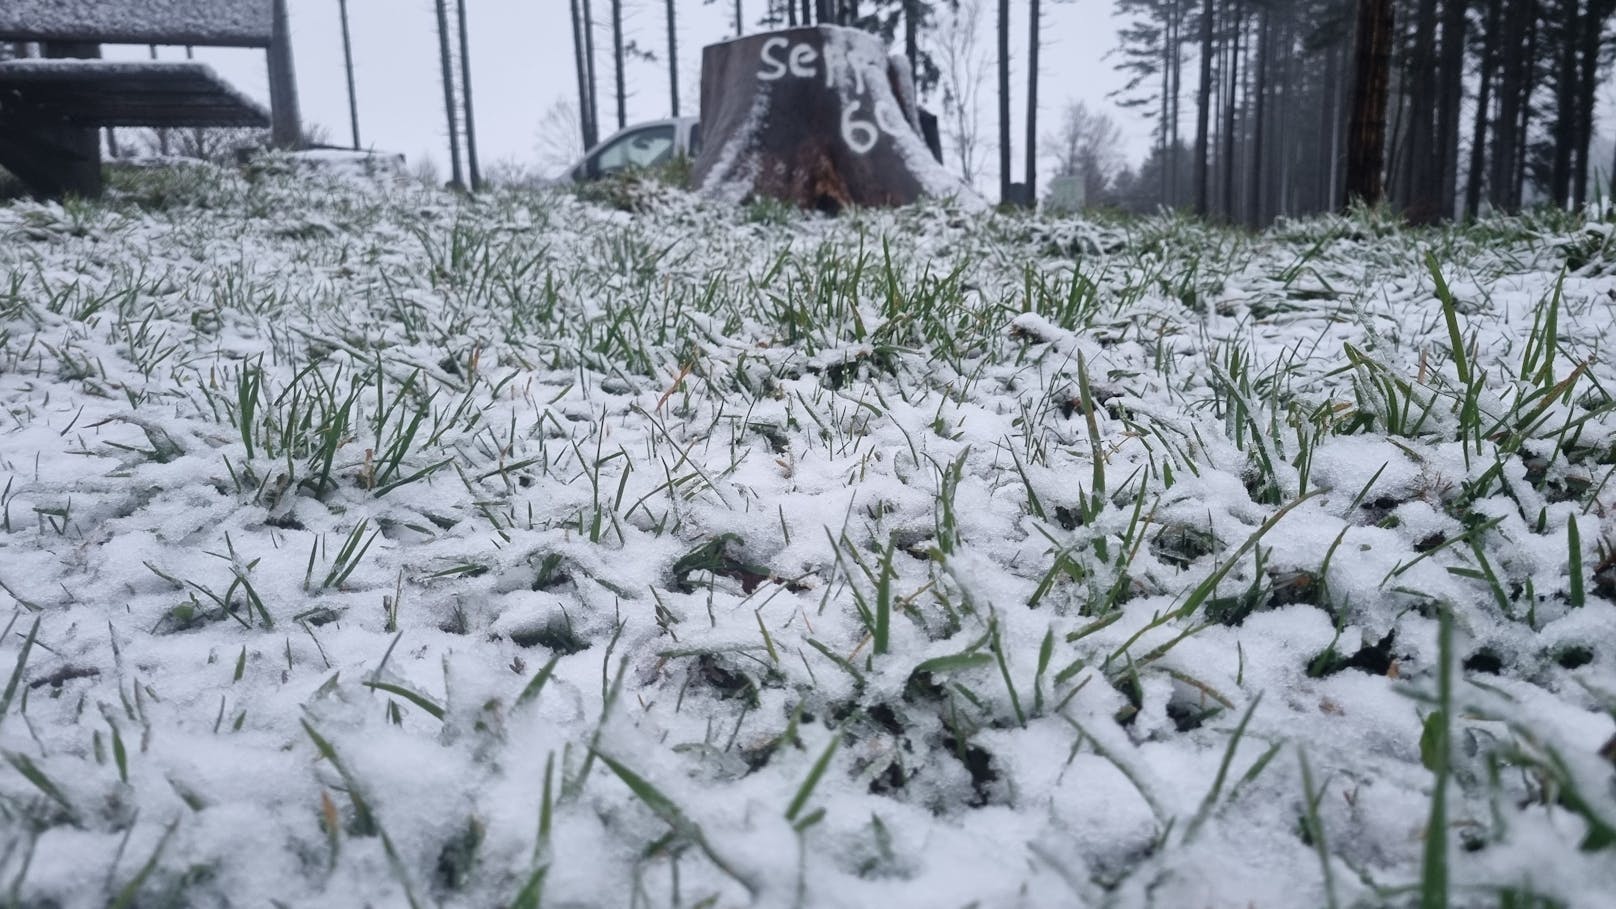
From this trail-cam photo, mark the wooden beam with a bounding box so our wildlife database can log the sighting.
[0,61,270,128]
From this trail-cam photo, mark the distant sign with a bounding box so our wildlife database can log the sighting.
[755,35,911,155]
[694,25,966,211]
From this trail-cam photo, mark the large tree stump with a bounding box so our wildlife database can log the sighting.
[692,25,971,212]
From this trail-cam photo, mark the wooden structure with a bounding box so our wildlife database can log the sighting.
[0,0,300,198]
[691,25,967,212]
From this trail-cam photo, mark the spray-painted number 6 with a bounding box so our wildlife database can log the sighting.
[841,102,879,155]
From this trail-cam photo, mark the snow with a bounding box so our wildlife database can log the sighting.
[0,0,272,45]
[0,167,1614,907]
[284,149,409,181]
[0,59,219,76]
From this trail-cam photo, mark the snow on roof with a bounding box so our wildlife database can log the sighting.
[0,0,273,47]
[0,58,228,78]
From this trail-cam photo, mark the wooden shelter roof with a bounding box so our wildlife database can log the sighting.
[0,1,273,48]
[0,60,268,128]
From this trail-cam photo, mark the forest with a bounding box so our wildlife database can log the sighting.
[561,0,1616,224]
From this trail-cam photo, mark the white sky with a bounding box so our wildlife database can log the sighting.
[113,0,1148,187]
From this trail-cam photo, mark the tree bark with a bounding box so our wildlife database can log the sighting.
[1026,0,1040,206]
[1160,0,1174,207]
[1435,0,1467,219]
[998,0,1012,204]
[267,0,301,148]
[1513,14,1536,208]
[1465,0,1501,218]
[667,0,681,117]
[338,0,360,149]
[1343,0,1394,209]
[1571,0,1606,207]
[1247,9,1268,229]
[1403,0,1440,222]
[1193,0,1213,216]
[582,0,600,147]
[1220,1,1242,222]
[1491,0,1527,211]
[1551,0,1580,207]
[432,0,463,188]
[612,0,626,130]
[572,0,595,151]
[1168,0,1182,207]
[457,0,481,190]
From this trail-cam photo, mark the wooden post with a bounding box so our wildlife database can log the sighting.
[267,0,302,148]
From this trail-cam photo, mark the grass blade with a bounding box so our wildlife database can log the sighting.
[785,729,843,822]
[0,615,41,734]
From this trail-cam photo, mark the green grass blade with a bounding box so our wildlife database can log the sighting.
[362,679,446,721]
[784,729,843,822]
[0,615,41,734]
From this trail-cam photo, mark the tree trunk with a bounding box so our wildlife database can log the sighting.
[1404,0,1440,222]
[1247,9,1268,229]
[667,0,681,117]
[998,0,1012,204]
[1344,0,1394,208]
[1169,0,1183,207]
[582,0,600,147]
[612,0,626,130]
[1194,0,1213,216]
[1491,0,1526,211]
[432,0,464,188]
[1435,0,1467,219]
[1571,0,1605,207]
[572,0,595,151]
[457,0,481,190]
[338,0,360,149]
[1465,0,1501,218]
[268,0,302,149]
[1551,0,1580,207]
[1513,14,1536,208]
[1026,0,1040,206]
[1220,1,1242,222]
[1319,30,1341,213]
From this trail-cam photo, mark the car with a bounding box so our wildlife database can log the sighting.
[567,117,701,182]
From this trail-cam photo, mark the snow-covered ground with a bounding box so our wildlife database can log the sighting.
[1,164,1614,908]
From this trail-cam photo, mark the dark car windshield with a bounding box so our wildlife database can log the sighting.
[588,125,677,178]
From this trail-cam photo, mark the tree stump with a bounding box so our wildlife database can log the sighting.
[691,25,971,212]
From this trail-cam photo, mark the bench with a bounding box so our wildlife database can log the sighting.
[0,0,301,197]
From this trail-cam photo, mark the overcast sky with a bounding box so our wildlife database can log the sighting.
[118,1,1147,188]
